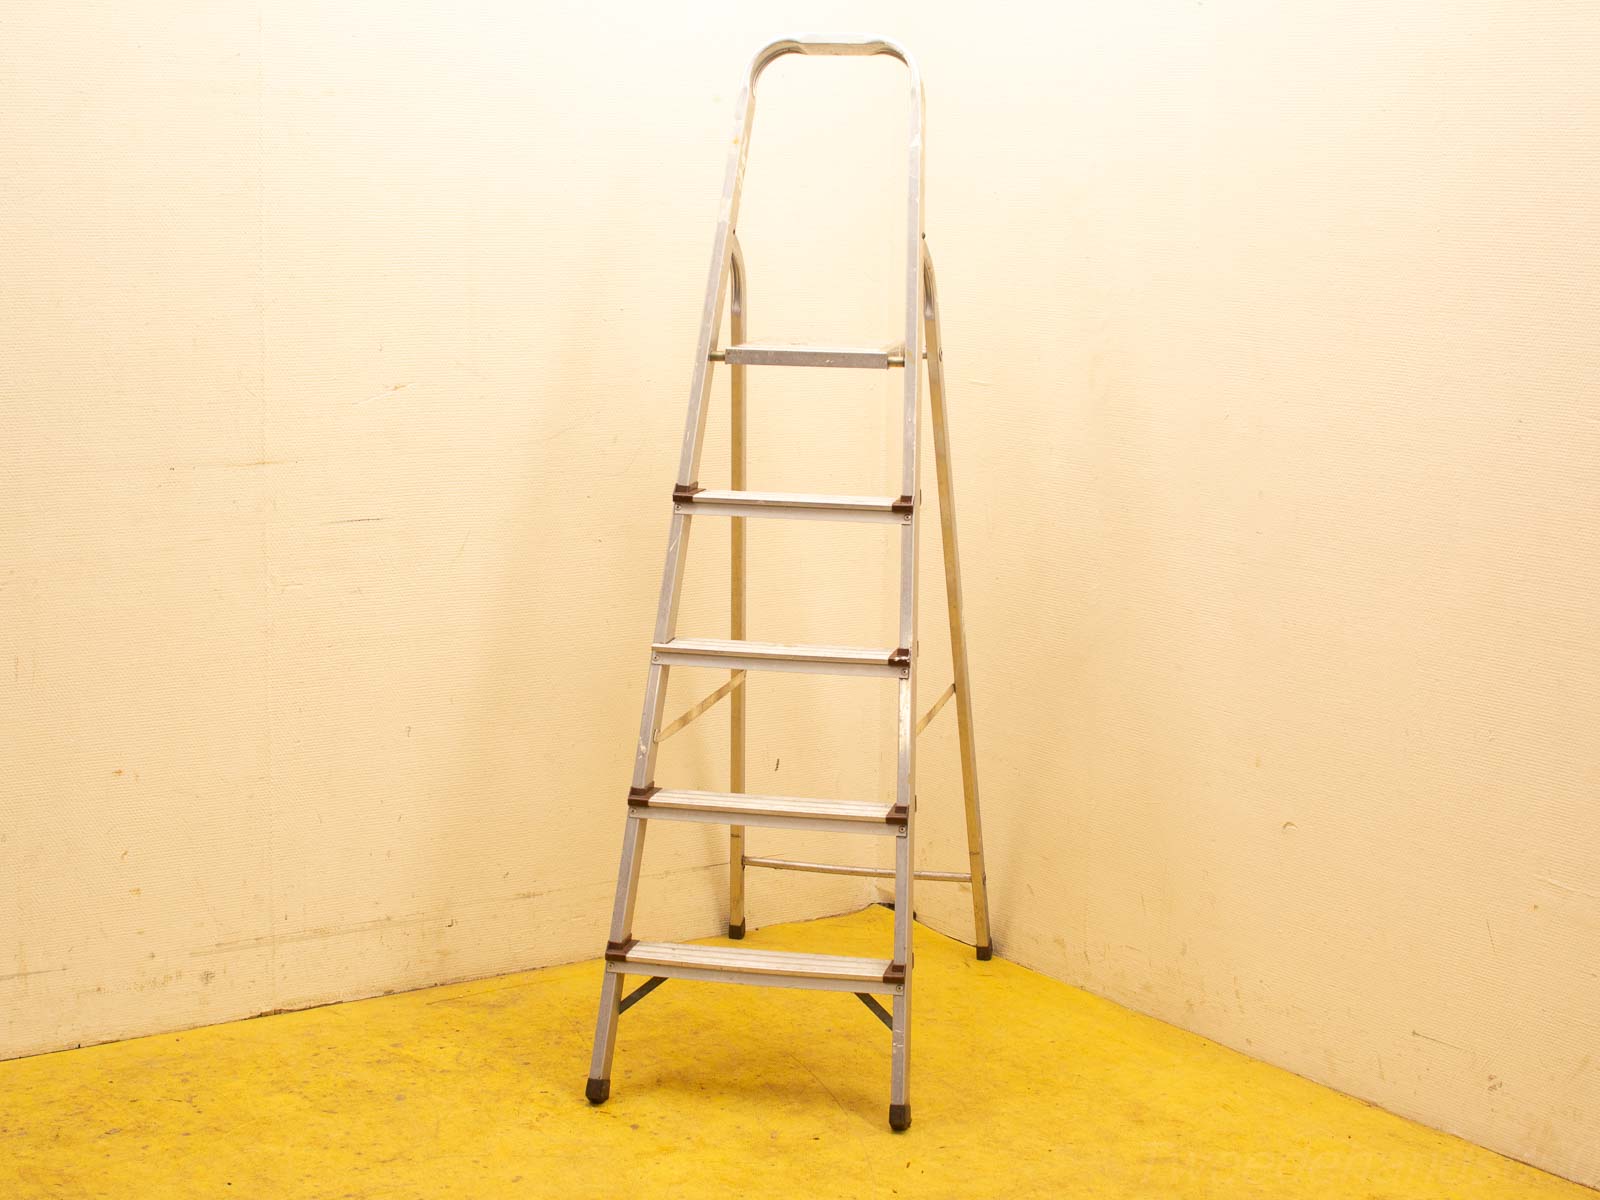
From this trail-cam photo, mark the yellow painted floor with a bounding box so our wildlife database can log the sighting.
[0,907,1589,1199]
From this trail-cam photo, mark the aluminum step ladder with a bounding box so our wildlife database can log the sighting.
[585,35,991,1133]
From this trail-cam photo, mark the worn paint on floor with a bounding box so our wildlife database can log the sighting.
[0,906,1588,1199]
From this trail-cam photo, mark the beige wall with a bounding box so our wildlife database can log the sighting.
[4,0,1597,1189]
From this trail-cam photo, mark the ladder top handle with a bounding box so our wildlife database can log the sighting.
[749,35,923,100]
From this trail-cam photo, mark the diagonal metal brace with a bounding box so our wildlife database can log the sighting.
[915,682,956,735]
[619,976,668,1015]
[855,992,893,1030]
[655,672,747,743]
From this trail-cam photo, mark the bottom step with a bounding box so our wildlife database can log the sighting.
[607,940,903,996]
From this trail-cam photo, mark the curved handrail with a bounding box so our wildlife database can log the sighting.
[747,35,922,107]
[672,35,926,491]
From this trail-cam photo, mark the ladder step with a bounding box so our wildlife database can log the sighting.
[652,638,908,678]
[673,489,911,524]
[629,787,905,835]
[716,343,900,369]
[607,940,903,995]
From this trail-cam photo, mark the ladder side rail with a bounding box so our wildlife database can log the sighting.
[601,37,768,1106]
[888,41,927,1134]
[633,55,759,791]
[728,235,749,938]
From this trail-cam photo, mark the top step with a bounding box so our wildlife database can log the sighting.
[652,637,908,678]
[712,343,903,369]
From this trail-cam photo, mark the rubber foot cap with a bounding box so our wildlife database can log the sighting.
[889,1103,911,1132]
[728,921,745,940]
[585,1078,610,1105]
[976,944,992,961]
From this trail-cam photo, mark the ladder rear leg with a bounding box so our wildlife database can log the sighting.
[921,240,993,959]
